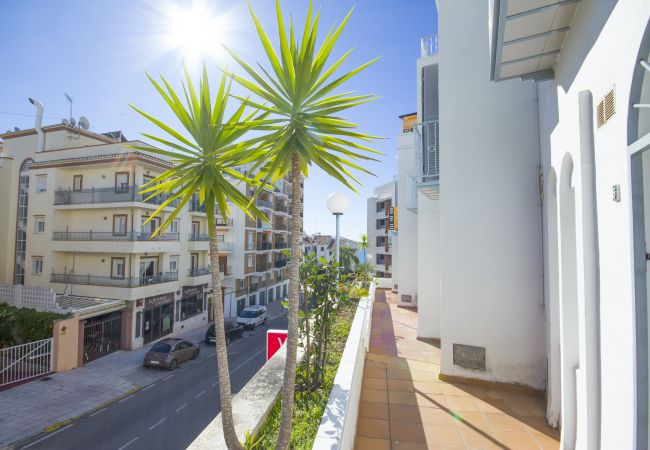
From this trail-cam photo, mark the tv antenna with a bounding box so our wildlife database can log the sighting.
[64,92,73,122]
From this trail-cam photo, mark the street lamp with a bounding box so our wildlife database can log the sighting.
[327,193,349,266]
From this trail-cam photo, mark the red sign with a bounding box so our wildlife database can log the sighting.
[266,329,288,361]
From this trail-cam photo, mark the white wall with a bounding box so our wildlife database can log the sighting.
[417,193,440,339]
[438,0,546,389]
[396,132,418,303]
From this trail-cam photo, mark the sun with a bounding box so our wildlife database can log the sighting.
[163,0,225,64]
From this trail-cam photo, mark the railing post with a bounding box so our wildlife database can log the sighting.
[91,187,95,203]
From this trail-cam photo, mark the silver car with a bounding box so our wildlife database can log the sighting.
[143,338,199,370]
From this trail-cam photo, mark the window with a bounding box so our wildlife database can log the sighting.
[32,257,43,274]
[111,257,126,279]
[191,221,200,238]
[276,286,281,298]
[170,220,179,234]
[36,175,47,193]
[115,172,129,192]
[169,256,179,272]
[190,253,199,270]
[180,295,203,320]
[113,215,127,235]
[34,216,45,234]
[247,255,254,267]
[73,175,83,191]
[135,311,142,338]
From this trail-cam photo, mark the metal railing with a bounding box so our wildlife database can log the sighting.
[52,231,179,241]
[216,217,233,227]
[256,262,270,272]
[421,34,438,57]
[274,259,288,268]
[189,233,210,241]
[257,219,273,230]
[189,199,206,212]
[50,271,178,288]
[274,221,288,231]
[54,185,180,207]
[257,242,273,251]
[274,203,288,213]
[0,338,53,386]
[274,242,288,249]
[188,267,211,277]
[257,199,273,209]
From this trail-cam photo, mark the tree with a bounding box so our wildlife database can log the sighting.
[337,245,359,274]
[359,233,368,262]
[224,2,380,448]
[130,67,270,450]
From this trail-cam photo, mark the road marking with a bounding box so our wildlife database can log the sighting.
[89,407,107,417]
[231,348,266,374]
[194,390,206,398]
[142,383,156,392]
[118,394,134,403]
[148,418,166,431]
[163,374,174,381]
[175,402,188,412]
[208,352,216,358]
[117,436,139,450]
[22,424,74,449]
[211,381,218,387]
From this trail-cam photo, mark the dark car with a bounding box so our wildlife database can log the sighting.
[205,321,244,345]
[143,338,199,370]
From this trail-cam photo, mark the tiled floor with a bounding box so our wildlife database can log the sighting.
[354,289,560,450]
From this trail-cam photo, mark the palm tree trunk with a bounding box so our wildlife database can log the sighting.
[209,234,243,450]
[276,153,302,450]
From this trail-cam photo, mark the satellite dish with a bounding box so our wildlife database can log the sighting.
[62,119,69,126]
[70,118,76,127]
[79,116,90,131]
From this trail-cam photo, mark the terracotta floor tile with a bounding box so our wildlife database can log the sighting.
[458,425,503,450]
[445,395,481,412]
[365,367,387,379]
[473,397,513,415]
[390,421,427,443]
[412,381,444,394]
[496,431,541,450]
[387,368,414,381]
[388,391,418,406]
[501,393,546,418]
[359,401,390,420]
[364,377,388,390]
[357,417,390,439]
[390,440,432,450]
[454,411,493,435]
[440,383,473,396]
[422,423,465,447]
[387,379,416,392]
[415,392,447,409]
[418,407,461,426]
[355,436,391,450]
[362,388,388,404]
[484,412,528,432]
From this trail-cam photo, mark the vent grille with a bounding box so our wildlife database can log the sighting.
[453,343,486,371]
[401,294,412,303]
[596,88,616,128]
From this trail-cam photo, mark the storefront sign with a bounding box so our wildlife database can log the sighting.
[182,284,206,299]
[144,292,175,309]
[266,329,288,361]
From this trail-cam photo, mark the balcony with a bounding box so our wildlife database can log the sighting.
[274,203,288,213]
[189,233,210,241]
[274,241,288,250]
[50,271,178,288]
[216,217,233,227]
[257,219,273,231]
[256,262,270,272]
[420,34,438,57]
[257,242,273,251]
[274,259,288,269]
[189,199,206,213]
[257,198,273,209]
[274,221,288,231]
[53,186,180,208]
[52,231,179,241]
[188,267,211,277]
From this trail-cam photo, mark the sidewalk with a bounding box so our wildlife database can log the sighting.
[354,290,560,450]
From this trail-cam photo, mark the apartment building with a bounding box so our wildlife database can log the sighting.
[303,234,363,265]
[366,181,396,280]
[391,1,650,448]
[0,107,293,361]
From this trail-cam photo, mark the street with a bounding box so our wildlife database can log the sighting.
[18,316,288,450]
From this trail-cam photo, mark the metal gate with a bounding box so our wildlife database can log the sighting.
[0,338,52,386]
[83,311,122,363]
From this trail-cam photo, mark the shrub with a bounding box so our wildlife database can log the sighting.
[0,304,68,348]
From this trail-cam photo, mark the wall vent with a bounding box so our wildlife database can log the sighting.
[453,343,486,371]
[401,294,412,303]
[596,87,616,128]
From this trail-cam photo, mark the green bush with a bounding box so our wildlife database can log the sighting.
[0,304,68,348]
[254,301,356,449]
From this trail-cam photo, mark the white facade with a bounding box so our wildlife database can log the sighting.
[366,181,396,282]
[390,0,650,448]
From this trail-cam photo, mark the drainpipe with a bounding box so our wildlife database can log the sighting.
[28,98,45,152]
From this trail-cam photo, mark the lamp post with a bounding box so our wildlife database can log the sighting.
[326,193,349,267]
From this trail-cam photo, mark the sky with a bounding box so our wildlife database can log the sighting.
[0,0,437,240]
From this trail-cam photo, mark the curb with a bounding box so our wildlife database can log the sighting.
[8,386,141,450]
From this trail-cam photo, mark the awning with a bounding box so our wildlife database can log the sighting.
[490,0,580,81]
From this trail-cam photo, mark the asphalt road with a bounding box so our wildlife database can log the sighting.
[19,316,288,450]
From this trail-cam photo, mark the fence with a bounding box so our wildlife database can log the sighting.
[0,338,53,386]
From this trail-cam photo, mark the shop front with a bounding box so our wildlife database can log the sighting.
[177,284,208,331]
[143,292,175,344]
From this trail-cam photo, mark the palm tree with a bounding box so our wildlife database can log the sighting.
[359,233,368,262]
[224,2,380,447]
[130,67,270,450]
[338,245,360,274]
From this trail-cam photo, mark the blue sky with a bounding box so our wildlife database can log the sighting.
[0,0,437,240]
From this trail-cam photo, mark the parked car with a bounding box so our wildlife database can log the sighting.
[237,305,267,330]
[205,321,244,345]
[143,338,199,370]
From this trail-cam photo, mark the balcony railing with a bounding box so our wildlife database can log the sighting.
[189,233,210,241]
[52,231,179,241]
[188,267,211,277]
[257,242,273,251]
[274,203,288,213]
[257,199,273,209]
[189,199,206,212]
[216,217,233,227]
[257,219,273,230]
[421,34,438,57]
[256,262,270,272]
[274,259,288,268]
[54,185,180,207]
[274,242,288,250]
[274,221,288,231]
[50,271,178,288]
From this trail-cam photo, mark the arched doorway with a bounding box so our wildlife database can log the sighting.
[559,152,579,449]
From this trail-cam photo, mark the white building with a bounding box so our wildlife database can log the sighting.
[366,181,396,281]
[0,105,292,361]
[392,1,650,447]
